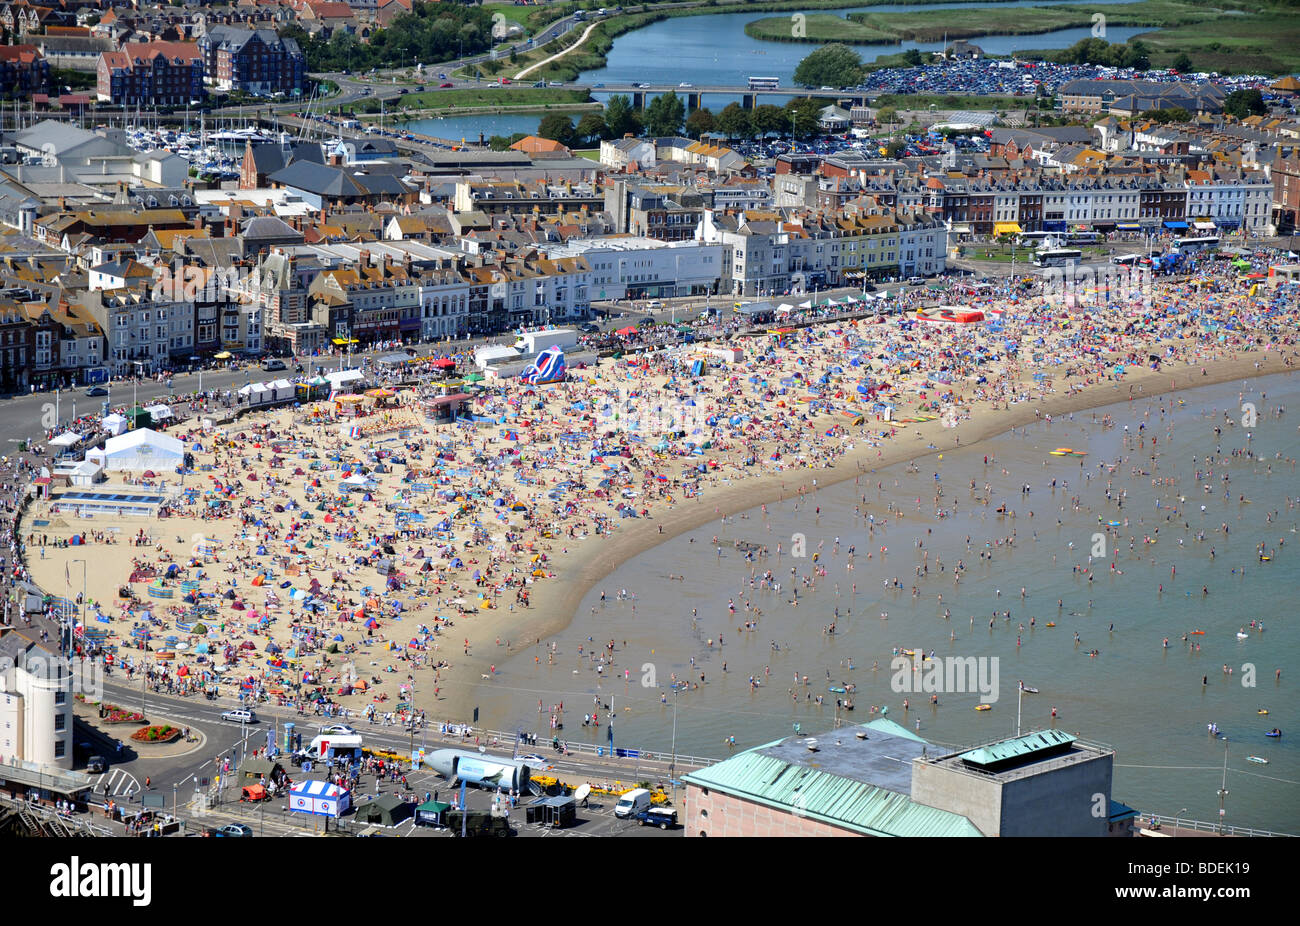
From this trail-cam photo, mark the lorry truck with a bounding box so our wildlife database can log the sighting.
[297,734,365,765]
[514,328,579,355]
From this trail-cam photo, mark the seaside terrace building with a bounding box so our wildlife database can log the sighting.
[683,721,1135,837]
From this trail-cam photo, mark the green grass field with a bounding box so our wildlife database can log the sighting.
[740,0,1300,74]
[746,1,1222,45]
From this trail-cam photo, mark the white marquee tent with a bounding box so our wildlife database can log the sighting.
[84,428,184,473]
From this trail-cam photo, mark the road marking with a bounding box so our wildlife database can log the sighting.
[91,767,141,797]
[514,21,600,80]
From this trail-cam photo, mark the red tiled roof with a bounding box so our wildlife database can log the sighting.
[0,44,42,64]
[125,41,202,67]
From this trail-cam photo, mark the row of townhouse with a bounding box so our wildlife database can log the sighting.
[697,206,947,297]
[96,28,304,104]
[0,279,104,392]
[74,273,262,377]
[242,243,594,355]
[920,168,1273,236]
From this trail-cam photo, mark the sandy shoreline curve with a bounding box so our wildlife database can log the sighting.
[20,304,1295,731]
[449,353,1292,719]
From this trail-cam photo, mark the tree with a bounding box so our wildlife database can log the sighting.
[1224,88,1266,119]
[684,107,716,138]
[752,103,786,138]
[644,91,685,137]
[604,94,639,138]
[902,48,923,67]
[784,97,822,138]
[537,113,577,147]
[1172,52,1193,73]
[876,106,898,127]
[488,135,514,151]
[716,102,753,139]
[792,43,864,90]
[884,139,907,158]
[1138,107,1190,124]
[576,112,608,143]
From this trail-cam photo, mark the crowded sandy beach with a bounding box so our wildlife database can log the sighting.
[18,261,1300,730]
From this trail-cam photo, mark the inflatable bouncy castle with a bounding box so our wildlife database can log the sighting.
[520,345,568,384]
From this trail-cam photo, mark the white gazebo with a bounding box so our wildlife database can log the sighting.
[101,413,129,436]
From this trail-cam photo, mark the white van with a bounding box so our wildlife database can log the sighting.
[614,788,652,819]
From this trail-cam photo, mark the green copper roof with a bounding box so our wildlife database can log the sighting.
[683,721,981,837]
[958,729,1076,767]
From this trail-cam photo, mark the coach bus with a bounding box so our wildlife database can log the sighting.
[1032,248,1083,268]
[1170,235,1220,254]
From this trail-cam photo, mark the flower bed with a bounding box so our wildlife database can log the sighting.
[101,704,145,724]
[130,725,181,744]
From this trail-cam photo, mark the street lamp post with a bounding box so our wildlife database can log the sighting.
[669,685,678,804]
[1217,738,1229,835]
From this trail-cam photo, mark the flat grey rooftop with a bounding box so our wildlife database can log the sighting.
[755,723,928,796]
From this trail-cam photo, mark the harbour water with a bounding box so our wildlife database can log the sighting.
[582,1,1148,89]
[404,113,560,145]
[477,372,1300,832]
[409,0,1150,140]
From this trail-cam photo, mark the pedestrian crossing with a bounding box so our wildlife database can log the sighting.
[89,768,141,799]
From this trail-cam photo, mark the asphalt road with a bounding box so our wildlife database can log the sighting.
[84,675,689,837]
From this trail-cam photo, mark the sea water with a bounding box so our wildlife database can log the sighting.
[482,372,1300,832]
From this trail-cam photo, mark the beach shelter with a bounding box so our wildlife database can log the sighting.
[288,779,351,817]
[85,428,184,473]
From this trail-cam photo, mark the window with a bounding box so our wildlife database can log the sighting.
[55,740,66,758]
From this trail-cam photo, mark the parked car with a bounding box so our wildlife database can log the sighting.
[635,805,678,829]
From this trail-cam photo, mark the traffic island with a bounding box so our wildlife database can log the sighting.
[130,724,183,745]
